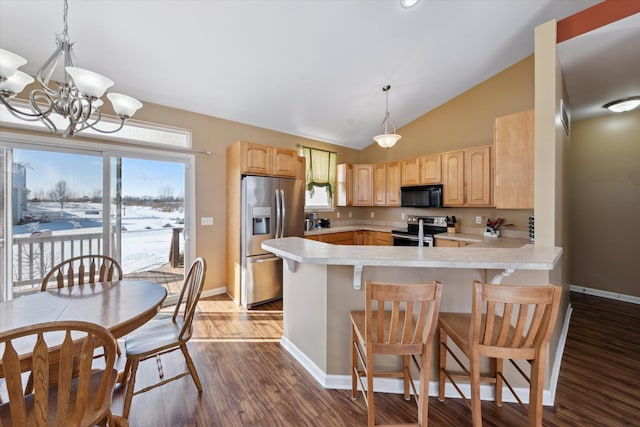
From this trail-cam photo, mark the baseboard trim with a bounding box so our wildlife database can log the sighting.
[201,286,227,299]
[547,303,572,404]
[280,335,560,405]
[570,285,640,305]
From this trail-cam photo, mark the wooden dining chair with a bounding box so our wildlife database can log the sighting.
[120,257,206,419]
[41,254,123,290]
[438,281,562,427]
[0,320,127,427]
[350,280,443,427]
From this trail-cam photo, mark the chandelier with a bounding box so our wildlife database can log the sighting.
[0,0,142,137]
[373,85,401,149]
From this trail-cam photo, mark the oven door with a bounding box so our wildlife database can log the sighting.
[391,234,434,247]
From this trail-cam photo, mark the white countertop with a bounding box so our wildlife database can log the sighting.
[262,237,562,270]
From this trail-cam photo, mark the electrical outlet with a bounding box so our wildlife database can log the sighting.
[370,211,375,218]
[475,216,482,225]
[201,217,214,226]
[401,212,406,220]
[348,211,352,218]
[336,212,340,219]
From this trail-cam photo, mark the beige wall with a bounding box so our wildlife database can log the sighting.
[1,100,358,293]
[320,55,536,233]
[569,110,640,297]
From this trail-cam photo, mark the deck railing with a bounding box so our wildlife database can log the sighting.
[11,231,103,292]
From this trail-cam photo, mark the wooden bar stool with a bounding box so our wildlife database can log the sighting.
[351,280,442,426]
[438,281,562,427]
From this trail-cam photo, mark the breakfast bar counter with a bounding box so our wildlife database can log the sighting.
[261,237,567,405]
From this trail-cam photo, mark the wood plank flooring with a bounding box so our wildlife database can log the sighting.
[109,292,640,426]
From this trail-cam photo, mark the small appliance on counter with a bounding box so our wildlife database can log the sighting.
[320,218,330,228]
[446,216,459,233]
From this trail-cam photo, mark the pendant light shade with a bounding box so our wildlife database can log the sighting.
[373,85,401,148]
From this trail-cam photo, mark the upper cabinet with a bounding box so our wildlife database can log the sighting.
[386,161,402,206]
[494,109,534,209]
[240,141,297,178]
[373,163,387,205]
[337,163,353,206]
[402,154,442,186]
[443,146,492,207]
[353,164,374,206]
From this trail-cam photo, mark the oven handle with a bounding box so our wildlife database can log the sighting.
[391,233,430,241]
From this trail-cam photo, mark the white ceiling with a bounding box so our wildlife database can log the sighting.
[0,0,611,150]
[557,12,640,121]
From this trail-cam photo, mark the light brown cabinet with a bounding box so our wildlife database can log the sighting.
[373,161,401,206]
[337,163,353,207]
[435,238,472,247]
[443,146,492,207]
[401,157,421,186]
[494,109,534,209]
[373,163,387,206]
[309,230,390,246]
[421,154,442,184]
[372,231,392,246]
[353,164,374,206]
[318,231,355,245]
[402,155,442,186]
[240,141,297,178]
[386,161,402,206]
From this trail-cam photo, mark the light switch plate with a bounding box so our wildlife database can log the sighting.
[201,217,214,226]
[475,216,482,225]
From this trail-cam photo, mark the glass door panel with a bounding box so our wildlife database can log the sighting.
[10,148,104,296]
[111,157,186,298]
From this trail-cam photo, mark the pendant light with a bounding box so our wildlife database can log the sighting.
[373,85,401,148]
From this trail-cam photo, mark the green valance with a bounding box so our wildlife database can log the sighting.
[303,147,337,200]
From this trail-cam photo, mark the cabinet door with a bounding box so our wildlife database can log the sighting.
[494,109,534,209]
[373,163,387,206]
[401,158,420,186]
[337,163,353,206]
[353,164,373,206]
[374,231,392,246]
[386,161,402,206]
[435,238,460,247]
[421,154,442,184]
[243,142,272,175]
[272,147,298,177]
[465,146,492,206]
[442,151,465,206]
[354,231,366,245]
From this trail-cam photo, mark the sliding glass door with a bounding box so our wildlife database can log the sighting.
[1,139,192,301]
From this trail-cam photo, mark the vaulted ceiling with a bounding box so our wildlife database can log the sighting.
[2,0,616,150]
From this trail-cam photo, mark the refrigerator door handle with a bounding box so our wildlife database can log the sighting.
[279,188,286,238]
[275,188,282,239]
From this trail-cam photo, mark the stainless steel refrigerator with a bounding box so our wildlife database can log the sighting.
[241,175,304,308]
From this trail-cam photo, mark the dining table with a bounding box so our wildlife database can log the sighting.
[0,280,168,375]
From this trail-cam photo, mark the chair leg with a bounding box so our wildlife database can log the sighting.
[122,358,140,419]
[180,344,203,393]
[351,325,358,400]
[419,349,431,427]
[528,358,545,427]
[403,354,411,400]
[438,327,446,401]
[470,352,483,427]
[494,357,503,406]
[366,360,375,427]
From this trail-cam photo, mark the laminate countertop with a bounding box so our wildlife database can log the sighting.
[263,237,562,271]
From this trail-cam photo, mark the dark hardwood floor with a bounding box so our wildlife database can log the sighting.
[111,292,640,426]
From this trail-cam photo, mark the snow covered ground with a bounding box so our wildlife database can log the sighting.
[14,202,184,274]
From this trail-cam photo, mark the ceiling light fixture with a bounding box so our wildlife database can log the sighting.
[401,0,420,9]
[0,0,142,137]
[373,85,401,149]
[603,96,640,113]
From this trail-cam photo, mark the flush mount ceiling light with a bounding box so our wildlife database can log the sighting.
[603,96,640,113]
[0,0,142,137]
[373,85,401,149]
[401,0,420,9]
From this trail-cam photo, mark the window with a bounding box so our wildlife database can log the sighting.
[302,147,337,210]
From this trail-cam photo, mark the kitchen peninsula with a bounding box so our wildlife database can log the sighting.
[262,237,566,404]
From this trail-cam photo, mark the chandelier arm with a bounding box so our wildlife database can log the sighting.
[36,43,65,97]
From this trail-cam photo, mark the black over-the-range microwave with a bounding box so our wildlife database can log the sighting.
[400,184,444,208]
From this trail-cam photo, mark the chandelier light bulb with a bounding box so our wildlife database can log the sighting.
[0,70,34,95]
[107,93,143,118]
[0,48,27,80]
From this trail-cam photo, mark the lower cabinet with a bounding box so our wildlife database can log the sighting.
[434,238,472,247]
[306,230,391,246]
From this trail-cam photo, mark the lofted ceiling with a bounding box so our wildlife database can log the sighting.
[0,0,608,150]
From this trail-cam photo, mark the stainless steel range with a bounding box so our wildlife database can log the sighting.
[391,215,448,247]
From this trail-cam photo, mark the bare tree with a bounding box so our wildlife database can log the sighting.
[49,180,72,210]
[159,185,174,201]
